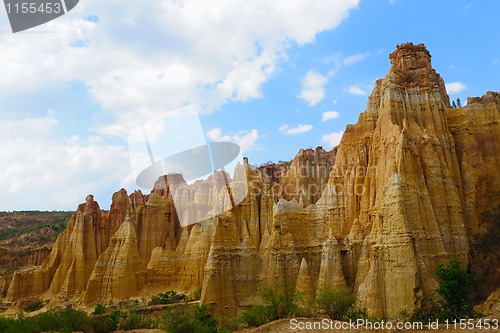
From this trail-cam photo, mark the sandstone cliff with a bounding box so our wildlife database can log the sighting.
[2,43,499,318]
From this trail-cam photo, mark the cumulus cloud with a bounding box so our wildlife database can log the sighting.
[348,85,367,95]
[0,0,360,209]
[445,82,467,94]
[0,0,360,126]
[322,131,344,148]
[298,71,328,106]
[206,128,259,153]
[322,111,340,121]
[279,124,313,135]
[0,116,130,210]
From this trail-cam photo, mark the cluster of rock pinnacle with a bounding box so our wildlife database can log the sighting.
[1,43,499,318]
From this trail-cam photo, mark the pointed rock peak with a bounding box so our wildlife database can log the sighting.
[112,213,138,241]
[383,42,448,100]
[274,198,299,212]
[77,194,100,214]
[296,257,314,307]
[241,219,250,239]
[151,174,187,197]
[86,194,94,203]
[241,234,256,252]
[110,188,130,213]
[189,224,203,240]
[390,42,431,71]
[154,174,187,190]
[299,257,310,273]
[146,192,163,205]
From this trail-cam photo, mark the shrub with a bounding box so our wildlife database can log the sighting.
[238,305,270,328]
[91,310,120,333]
[31,306,93,333]
[193,304,219,333]
[316,287,356,320]
[161,303,219,333]
[219,317,240,333]
[0,307,125,333]
[149,289,184,305]
[23,300,44,312]
[193,285,203,300]
[119,309,155,331]
[238,282,301,328]
[92,303,106,315]
[346,306,369,320]
[260,282,301,320]
[435,260,476,319]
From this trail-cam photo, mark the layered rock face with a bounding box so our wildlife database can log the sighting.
[314,43,471,316]
[2,43,499,318]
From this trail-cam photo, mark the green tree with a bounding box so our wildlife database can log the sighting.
[456,98,461,107]
[435,260,476,319]
[452,100,457,108]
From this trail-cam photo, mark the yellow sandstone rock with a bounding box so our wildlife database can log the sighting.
[3,43,499,319]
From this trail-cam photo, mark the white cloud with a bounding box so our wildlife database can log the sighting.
[445,82,467,94]
[348,85,367,95]
[322,111,340,121]
[0,0,360,209]
[0,116,130,210]
[389,0,396,4]
[206,128,259,153]
[322,131,344,148]
[298,71,328,106]
[325,51,370,77]
[0,0,360,127]
[279,124,313,135]
[343,52,370,66]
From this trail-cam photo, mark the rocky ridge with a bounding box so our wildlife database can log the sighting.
[1,43,499,318]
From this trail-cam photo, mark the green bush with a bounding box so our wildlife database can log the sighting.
[193,285,203,300]
[435,260,476,319]
[31,306,93,333]
[119,309,155,331]
[92,303,106,315]
[238,282,302,328]
[194,304,219,333]
[346,306,369,320]
[316,287,356,320]
[238,305,270,328]
[149,289,184,305]
[23,300,44,312]
[91,310,120,333]
[261,282,301,320]
[218,317,240,333]
[161,303,219,333]
[0,307,128,333]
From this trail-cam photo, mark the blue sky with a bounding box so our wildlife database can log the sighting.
[0,0,499,210]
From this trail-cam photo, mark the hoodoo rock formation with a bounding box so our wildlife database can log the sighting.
[2,43,499,318]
